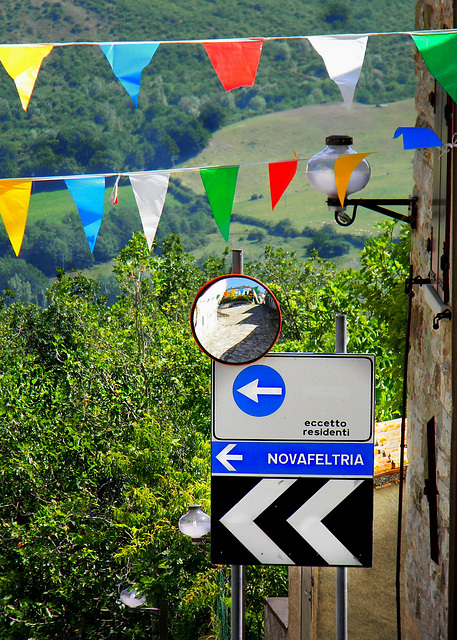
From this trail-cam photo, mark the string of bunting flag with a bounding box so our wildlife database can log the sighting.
[0,126,446,257]
[1,30,457,111]
[1,28,457,256]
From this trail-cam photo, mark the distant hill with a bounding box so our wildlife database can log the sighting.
[0,0,417,179]
[0,0,420,302]
[179,98,417,264]
[0,97,417,305]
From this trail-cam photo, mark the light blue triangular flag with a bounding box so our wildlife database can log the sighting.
[100,42,159,106]
[65,177,106,253]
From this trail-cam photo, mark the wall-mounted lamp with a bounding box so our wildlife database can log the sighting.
[306,135,417,228]
[120,587,168,640]
[178,505,211,544]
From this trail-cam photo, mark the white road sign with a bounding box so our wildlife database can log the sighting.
[212,353,375,443]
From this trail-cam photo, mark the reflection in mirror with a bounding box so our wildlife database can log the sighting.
[190,275,281,365]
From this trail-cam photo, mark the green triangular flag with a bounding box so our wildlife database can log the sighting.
[412,32,457,103]
[200,166,239,241]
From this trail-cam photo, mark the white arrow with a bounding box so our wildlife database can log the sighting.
[216,444,244,471]
[220,478,296,564]
[236,378,283,403]
[287,479,364,566]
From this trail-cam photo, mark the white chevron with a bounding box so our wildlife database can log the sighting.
[220,478,296,564]
[287,479,363,566]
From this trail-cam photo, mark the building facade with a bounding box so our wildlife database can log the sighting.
[405,1,455,637]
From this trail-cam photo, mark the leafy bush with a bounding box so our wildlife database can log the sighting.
[0,225,410,638]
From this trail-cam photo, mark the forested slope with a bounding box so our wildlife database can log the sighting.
[0,0,417,178]
[0,0,418,300]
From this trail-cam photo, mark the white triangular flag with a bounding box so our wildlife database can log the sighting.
[307,35,368,110]
[129,173,170,249]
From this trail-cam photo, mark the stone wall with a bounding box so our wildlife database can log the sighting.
[264,597,288,640]
[404,1,453,637]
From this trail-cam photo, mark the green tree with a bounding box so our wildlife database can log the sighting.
[0,238,214,640]
[248,220,410,419]
[349,221,411,417]
[0,226,411,640]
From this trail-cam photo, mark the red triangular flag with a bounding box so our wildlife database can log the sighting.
[203,40,263,91]
[268,159,298,210]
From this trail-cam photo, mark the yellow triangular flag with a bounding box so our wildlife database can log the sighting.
[0,45,53,110]
[0,180,32,256]
[335,153,372,207]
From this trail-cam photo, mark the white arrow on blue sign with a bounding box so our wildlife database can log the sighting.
[212,441,374,477]
[232,364,286,417]
[215,443,244,471]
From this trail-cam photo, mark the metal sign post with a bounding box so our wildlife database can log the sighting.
[335,314,347,640]
[231,249,245,640]
[231,564,245,640]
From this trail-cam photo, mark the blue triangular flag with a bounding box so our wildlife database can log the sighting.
[100,42,159,106]
[394,127,443,150]
[65,177,105,252]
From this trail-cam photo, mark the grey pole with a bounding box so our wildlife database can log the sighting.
[231,249,244,275]
[231,565,245,640]
[231,248,245,640]
[335,314,347,640]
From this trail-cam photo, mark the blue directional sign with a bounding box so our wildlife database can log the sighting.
[232,365,286,417]
[212,441,374,478]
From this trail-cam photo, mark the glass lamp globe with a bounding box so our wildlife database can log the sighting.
[120,587,147,608]
[178,505,211,539]
[306,135,371,205]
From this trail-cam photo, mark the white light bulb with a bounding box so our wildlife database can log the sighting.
[306,135,371,200]
[120,588,146,608]
[178,505,211,538]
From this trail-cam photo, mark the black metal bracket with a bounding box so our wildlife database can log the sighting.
[327,196,418,228]
[433,308,452,330]
[190,535,211,546]
[404,275,432,295]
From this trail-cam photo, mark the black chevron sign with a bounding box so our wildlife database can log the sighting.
[211,476,373,567]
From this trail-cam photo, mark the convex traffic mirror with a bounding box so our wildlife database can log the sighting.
[190,275,281,365]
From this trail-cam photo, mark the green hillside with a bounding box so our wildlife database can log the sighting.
[2,96,416,303]
[179,98,417,262]
[0,0,420,300]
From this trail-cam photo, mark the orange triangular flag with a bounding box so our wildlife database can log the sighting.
[203,40,263,91]
[0,45,53,110]
[0,180,32,256]
[335,153,372,207]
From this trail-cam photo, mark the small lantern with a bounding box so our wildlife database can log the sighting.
[178,505,211,541]
[120,587,147,608]
[306,134,371,210]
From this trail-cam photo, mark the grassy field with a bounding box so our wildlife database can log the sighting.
[179,98,417,266]
[26,98,417,277]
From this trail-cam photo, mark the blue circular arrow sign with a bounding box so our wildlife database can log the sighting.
[233,365,286,417]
